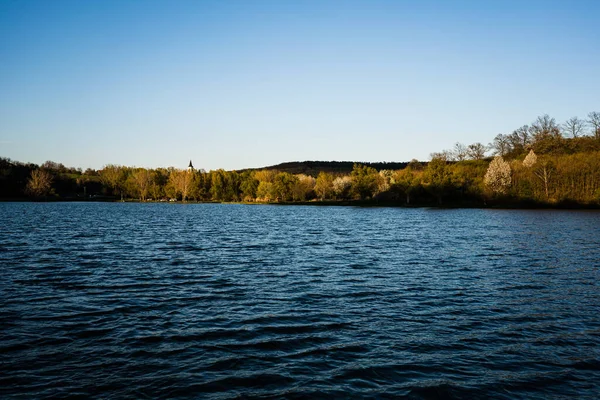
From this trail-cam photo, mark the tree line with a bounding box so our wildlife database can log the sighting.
[1,112,599,207]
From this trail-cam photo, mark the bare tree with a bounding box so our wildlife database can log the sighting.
[513,125,530,148]
[452,142,468,161]
[467,143,487,160]
[562,116,585,138]
[490,134,510,156]
[588,111,600,139]
[26,169,53,198]
[530,114,560,141]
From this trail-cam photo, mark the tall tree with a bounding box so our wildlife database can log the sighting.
[534,160,554,201]
[210,169,228,201]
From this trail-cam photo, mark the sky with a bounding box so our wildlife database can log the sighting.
[1,0,599,171]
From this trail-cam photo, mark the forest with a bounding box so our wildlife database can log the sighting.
[2,112,600,208]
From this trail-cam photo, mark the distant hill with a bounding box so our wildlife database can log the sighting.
[241,161,412,176]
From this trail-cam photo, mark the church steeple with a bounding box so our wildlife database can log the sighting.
[188,160,194,171]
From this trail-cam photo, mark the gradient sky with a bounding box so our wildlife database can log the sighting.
[1,0,599,171]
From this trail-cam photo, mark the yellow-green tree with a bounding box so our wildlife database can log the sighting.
[131,168,152,201]
[272,172,298,201]
[392,167,419,204]
[26,169,53,198]
[423,157,452,204]
[168,168,195,201]
[292,174,315,201]
[100,165,128,200]
[314,172,334,200]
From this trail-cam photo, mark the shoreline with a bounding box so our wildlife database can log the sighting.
[2,198,599,210]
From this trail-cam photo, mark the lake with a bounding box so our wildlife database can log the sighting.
[1,202,599,398]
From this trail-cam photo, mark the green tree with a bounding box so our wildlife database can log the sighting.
[272,172,298,201]
[351,163,379,200]
[240,171,258,201]
[256,181,274,201]
[210,169,227,201]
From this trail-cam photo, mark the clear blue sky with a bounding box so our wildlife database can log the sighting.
[1,0,599,171]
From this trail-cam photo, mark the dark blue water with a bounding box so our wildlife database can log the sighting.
[1,203,599,399]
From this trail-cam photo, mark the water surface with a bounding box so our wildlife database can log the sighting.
[1,203,599,398]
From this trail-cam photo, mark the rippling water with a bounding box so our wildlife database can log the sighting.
[1,202,599,398]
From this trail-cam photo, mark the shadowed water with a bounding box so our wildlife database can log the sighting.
[1,203,599,398]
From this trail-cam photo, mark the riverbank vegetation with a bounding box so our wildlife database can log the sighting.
[2,112,599,207]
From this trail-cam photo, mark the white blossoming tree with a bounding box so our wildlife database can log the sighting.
[484,156,512,194]
[332,176,352,200]
[522,149,537,168]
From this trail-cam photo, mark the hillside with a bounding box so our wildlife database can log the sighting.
[245,161,411,176]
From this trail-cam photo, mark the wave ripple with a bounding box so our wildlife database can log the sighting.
[1,203,600,398]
